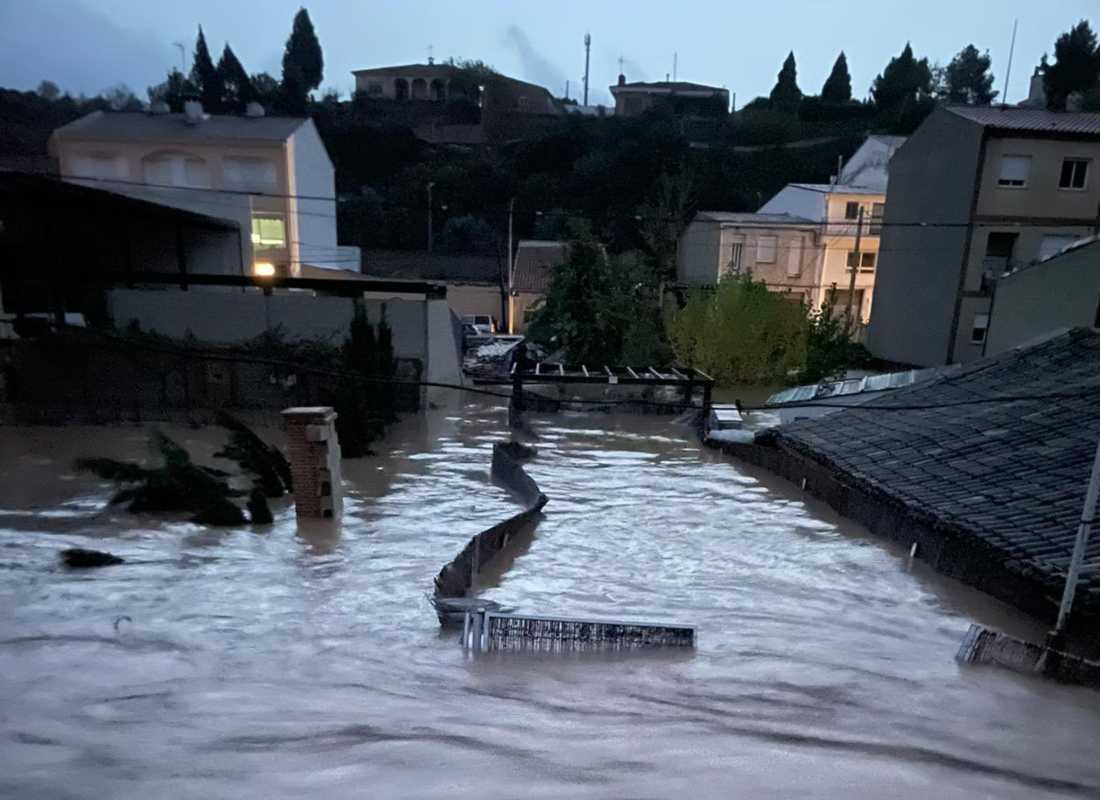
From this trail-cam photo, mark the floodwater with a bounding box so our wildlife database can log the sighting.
[2,403,1100,799]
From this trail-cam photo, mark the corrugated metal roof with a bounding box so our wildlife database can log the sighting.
[946,105,1100,136]
[52,110,308,144]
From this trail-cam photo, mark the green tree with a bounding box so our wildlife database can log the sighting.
[250,72,281,108]
[217,43,253,111]
[944,44,997,104]
[36,80,61,101]
[190,26,223,111]
[769,51,802,113]
[821,52,852,103]
[872,43,932,111]
[636,170,694,283]
[147,69,195,112]
[668,275,807,386]
[100,83,142,111]
[1044,20,1100,110]
[282,7,324,110]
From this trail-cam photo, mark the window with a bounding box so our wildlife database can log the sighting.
[756,236,777,263]
[71,152,127,180]
[997,155,1031,188]
[728,241,744,274]
[142,152,210,188]
[367,81,384,97]
[844,201,860,220]
[870,202,885,234]
[223,157,277,192]
[970,313,990,345]
[251,214,286,248]
[846,251,876,272]
[1059,158,1089,190]
[517,95,529,111]
[786,240,802,277]
[1039,234,1079,261]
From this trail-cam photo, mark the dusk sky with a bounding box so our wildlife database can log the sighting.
[1,0,1095,107]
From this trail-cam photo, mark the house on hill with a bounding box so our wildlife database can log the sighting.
[609,74,729,117]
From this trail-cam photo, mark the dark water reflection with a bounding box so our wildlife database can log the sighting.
[1,404,1099,799]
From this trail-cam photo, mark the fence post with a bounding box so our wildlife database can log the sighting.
[282,406,343,520]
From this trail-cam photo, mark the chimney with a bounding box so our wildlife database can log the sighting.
[244,101,265,118]
[149,100,170,115]
[617,73,626,86]
[1025,68,1046,108]
[183,100,204,124]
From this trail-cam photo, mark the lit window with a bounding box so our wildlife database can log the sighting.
[251,215,286,248]
[253,261,276,277]
[844,201,860,220]
[756,236,777,263]
[1059,158,1089,190]
[970,313,990,344]
[997,155,1031,188]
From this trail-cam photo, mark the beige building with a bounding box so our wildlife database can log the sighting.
[50,102,358,279]
[610,75,729,117]
[509,240,567,333]
[677,189,885,322]
[868,106,1100,366]
[985,236,1100,355]
[352,62,558,114]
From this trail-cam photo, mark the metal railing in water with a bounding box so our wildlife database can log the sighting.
[463,609,696,653]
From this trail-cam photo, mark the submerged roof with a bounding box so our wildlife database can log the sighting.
[945,106,1100,136]
[770,329,1100,600]
[52,110,308,144]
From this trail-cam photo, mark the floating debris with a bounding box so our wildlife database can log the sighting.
[957,624,1100,687]
[463,610,696,652]
[247,487,274,524]
[215,411,292,497]
[60,548,124,569]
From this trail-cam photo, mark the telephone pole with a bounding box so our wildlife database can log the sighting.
[583,33,591,106]
[427,181,435,253]
[843,206,864,331]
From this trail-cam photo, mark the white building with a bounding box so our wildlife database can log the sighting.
[50,102,359,278]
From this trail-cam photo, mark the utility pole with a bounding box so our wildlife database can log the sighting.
[172,41,186,74]
[507,197,516,334]
[583,33,591,106]
[427,181,435,253]
[673,52,677,82]
[843,206,864,331]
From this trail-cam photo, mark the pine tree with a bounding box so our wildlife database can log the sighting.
[281,7,324,113]
[769,51,802,113]
[821,52,852,104]
[147,69,196,112]
[872,43,932,112]
[217,43,253,111]
[944,45,997,105]
[1044,20,1100,110]
[190,26,223,111]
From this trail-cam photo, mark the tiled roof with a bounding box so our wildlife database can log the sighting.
[771,329,1100,601]
[788,183,884,195]
[361,250,500,283]
[52,110,308,144]
[512,240,567,294]
[946,105,1100,136]
[612,81,727,94]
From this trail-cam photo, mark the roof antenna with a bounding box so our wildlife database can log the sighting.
[1001,19,1018,108]
[583,33,591,106]
[673,52,677,82]
[427,43,434,66]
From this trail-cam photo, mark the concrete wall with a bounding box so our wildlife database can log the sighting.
[986,243,1100,355]
[106,288,427,359]
[289,121,359,273]
[677,219,721,284]
[976,137,1100,220]
[867,108,983,366]
[445,283,504,326]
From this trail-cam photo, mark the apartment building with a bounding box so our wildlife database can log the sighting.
[868,106,1100,366]
[50,102,358,278]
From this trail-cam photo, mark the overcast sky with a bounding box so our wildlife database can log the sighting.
[0,0,1094,107]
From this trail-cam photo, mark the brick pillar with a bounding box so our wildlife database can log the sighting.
[282,406,342,520]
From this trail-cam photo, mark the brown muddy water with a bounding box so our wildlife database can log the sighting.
[1,402,1099,799]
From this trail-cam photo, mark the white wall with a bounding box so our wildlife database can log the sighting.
[288,120,359,273]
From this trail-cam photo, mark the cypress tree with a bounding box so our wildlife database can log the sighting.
[769,52,802,113]
[821,52,852,103]
[217,43,254,111]
[190,26,223,111]
[281,7,324,112]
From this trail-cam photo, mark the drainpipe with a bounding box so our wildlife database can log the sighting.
[1049,436,1100,646]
